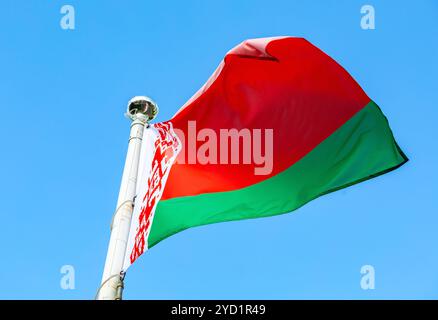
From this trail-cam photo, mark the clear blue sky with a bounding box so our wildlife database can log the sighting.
[0,0,437,299]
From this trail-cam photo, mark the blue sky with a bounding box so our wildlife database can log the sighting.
[0,0,437,299]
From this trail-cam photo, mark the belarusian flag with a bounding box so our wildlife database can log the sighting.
[123,37,407,270]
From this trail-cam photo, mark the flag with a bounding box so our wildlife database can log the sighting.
[123,36,407,270]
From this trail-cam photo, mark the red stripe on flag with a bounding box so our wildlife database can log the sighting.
[162,37,370,200]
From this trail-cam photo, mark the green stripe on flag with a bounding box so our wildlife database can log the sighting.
[148,101,407,248]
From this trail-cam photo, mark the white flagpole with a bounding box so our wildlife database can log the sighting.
[96,96,158,300]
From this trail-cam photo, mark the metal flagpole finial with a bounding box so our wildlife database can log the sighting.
[126,96,159,121]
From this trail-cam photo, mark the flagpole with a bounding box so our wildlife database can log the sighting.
[96,96,158,300]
